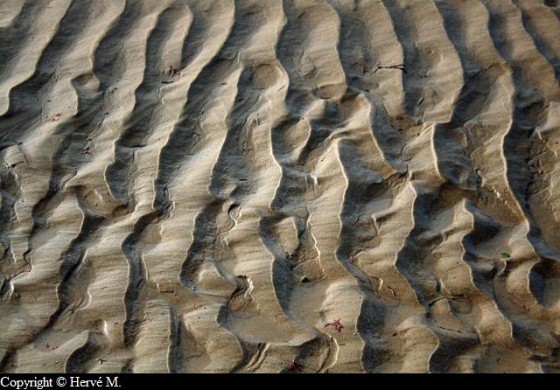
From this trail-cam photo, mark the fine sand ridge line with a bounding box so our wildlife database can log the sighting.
[0,0,559,373]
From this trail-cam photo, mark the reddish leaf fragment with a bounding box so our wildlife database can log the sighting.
[324,318,344,332]
[288,361,304,373]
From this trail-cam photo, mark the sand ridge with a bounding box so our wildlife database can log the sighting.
[0,0,559,373]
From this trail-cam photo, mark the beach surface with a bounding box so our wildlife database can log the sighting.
[0,0,559,373]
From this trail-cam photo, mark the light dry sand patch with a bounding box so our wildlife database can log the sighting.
[0,0,559,373]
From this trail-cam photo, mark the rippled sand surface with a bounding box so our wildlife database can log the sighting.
[0,0,559,373]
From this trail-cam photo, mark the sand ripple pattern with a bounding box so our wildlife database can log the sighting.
[0,0,559,373]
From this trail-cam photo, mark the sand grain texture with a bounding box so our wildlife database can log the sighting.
[0,0,559,373]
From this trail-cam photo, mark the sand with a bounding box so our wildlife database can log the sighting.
[0,0,559,373]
